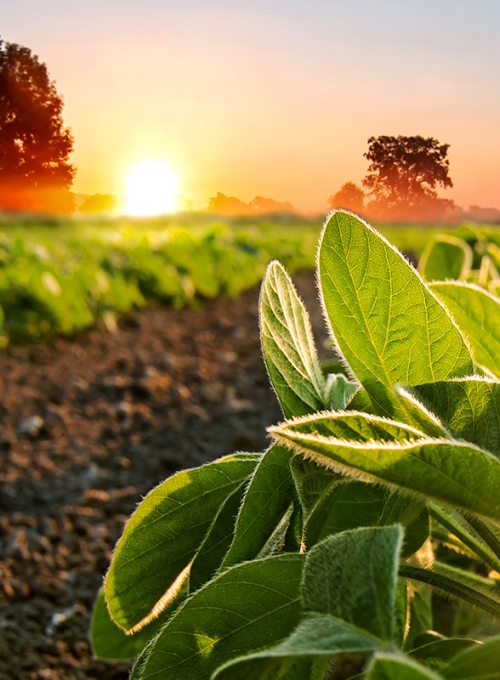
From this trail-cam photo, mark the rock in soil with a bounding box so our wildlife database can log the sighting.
[0,273,332,680]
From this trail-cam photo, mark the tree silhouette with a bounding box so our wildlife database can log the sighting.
[363,135,453,220]
[328,182,365,214]
[248,196,293,214]
[0,38,75,213]
[207,192,248,215]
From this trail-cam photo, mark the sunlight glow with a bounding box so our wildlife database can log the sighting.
[124,160,178,216]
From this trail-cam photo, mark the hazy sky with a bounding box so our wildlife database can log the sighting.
[3,0,500,212]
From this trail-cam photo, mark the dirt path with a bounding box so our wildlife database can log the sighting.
[0,273,331,680]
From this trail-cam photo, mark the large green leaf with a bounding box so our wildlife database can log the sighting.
[130,553,304,680]
[441,634,500,678]
[366,652,444,679]
[419,236,472,282]
[221,445,296,569]
[105,453,259,632]
[414,377,500,457]
[259,260,326,417]
[318,211,473,417]
[271,415,500,523]
[430,281,500,379]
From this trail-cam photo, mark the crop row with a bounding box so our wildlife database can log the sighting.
[0,217,319,344]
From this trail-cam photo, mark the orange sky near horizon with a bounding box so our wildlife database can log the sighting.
[4,0,500,214]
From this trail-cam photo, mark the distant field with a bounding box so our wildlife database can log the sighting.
[0,212,497,344]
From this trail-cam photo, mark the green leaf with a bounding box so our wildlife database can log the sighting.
[105,452,259,632]
[305,480,387,547]
[90,586,186,661]
[419,236,472,282]
[366,652,444,679]
[290,412,429,550]
[395,387,450,439]
[221,445,296,569]
[414,377,500,457]
[290,455,341,519]
[189,482,247,593]
[441,634,500,678]
[325,373,359,410]
[259,260,326,417]
[277,410,427,444]
[130,553,304,680]
[430,281,500,379]
[428,504,500,574]
[303,526,403,640]
[318,211,473,418]
[271,415,500,523]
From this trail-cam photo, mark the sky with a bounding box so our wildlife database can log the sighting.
[3,0,500,213]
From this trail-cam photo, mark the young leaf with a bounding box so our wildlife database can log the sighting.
[318,211,473,417]
[271,415,500,523]
[419,236,472,283]
[105,452,259,632]
[259,260,326,417]
[220,445,297,569]
[129,553,305,680]
[430,281,500,379]
[303,526,403,641]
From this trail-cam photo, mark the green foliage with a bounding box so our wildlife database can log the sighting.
[91,210,500,678]
[0,217,318,344]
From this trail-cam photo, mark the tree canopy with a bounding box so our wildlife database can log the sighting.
[362,135,453,220]
[0,38,75,213]
[328,182,365,214]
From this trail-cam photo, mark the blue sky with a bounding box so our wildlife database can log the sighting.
[3,0,500,211]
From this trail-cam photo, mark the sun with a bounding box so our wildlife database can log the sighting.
[124,160,178,216]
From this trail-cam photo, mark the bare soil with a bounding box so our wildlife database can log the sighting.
[0,274,330,680]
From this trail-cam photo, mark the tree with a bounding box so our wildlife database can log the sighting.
[248,196,293,214]
[362,135,453,220]
[0,38,75,213]
[206,192,248,215]
[328,182,365,214]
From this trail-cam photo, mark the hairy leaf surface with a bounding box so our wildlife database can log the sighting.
[319,211,473,417]
[260,260,326,417]
[271,416,500,523]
